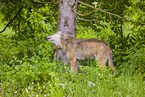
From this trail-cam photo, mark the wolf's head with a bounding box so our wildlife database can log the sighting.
[45,31,63,48]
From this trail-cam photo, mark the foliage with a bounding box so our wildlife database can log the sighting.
[0,32,54,66]
[1,59,144,96]
[0,57,144,97]
[0,0,145,96]
[0,0,58,38]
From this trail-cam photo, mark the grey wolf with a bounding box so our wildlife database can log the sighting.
[45,31,116,75]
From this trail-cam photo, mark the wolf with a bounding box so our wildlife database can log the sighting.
[45,31,116,75]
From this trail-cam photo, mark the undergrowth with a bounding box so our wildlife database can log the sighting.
[0,34,144,97]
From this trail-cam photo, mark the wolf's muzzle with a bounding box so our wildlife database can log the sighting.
[45,36,50,41]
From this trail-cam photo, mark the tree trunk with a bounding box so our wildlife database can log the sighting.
[56,0,77,64]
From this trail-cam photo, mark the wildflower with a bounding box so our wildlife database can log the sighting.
[14,91,17,93]
[88,81,91,85]
[31,86,33,90]
[43,86,45,88]
[32,82,34,85]
[36,95,39,97]
[55,83,57,85]
[60,83,63,86]
[59,83,66,88]
[55,77,58,80]
[88,81,95,87]
[25,88,28,93]
[44,94,46,96]
[92,2,98,7]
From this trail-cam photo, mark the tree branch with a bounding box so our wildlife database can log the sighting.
[68,1,96,17]
[73,9,97,16]
[78,0,145,25]
[34,0,60,4]
[77,17,98,21]
[77,18,119,27]
[0,7,23,33]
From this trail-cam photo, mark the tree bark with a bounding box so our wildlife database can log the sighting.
[56,0,77,64]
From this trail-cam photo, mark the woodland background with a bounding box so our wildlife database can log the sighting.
[0,0,144,96]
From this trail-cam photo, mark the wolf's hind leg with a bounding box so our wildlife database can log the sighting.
[95,51,108,67]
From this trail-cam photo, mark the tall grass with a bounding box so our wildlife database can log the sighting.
[0,18,144,97]
[0,56,144,97]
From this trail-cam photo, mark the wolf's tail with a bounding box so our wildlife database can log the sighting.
[108,49,116,76]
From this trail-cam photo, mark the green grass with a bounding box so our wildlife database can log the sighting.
[0,59,144,97]
[0,37,144,96]
[0,15,144,97]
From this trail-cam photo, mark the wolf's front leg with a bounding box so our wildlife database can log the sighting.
[67,44,76,71]
[70,59,76,71]
[69,53,76,71]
